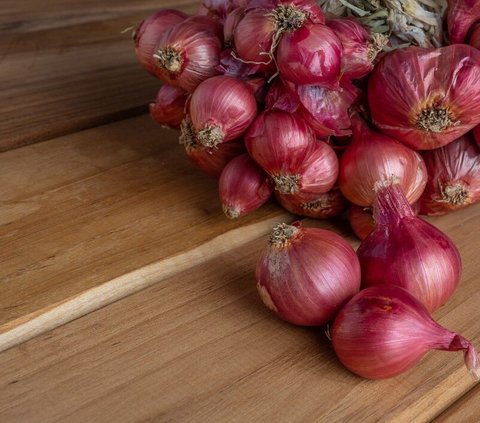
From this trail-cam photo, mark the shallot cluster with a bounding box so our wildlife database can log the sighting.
[133,0,480,380]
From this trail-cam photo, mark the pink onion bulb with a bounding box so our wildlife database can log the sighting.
[246,111,338,195]
[149,84,188,129]
[295,81,359,137]
[332,285,479,380]
[153,20,221,92]
[219,154,273,218]
[348,205,374,241]
[447,0,480,44]
[326,18,375,81]
[234,0,325,64]
[338,118,427,207]
[189,76,258,148]
[224,7,245,46]
[180,118,245,178]
[420,135,480,215]
[368,45,480,150]
[358,182,462,313]
[256,222,361,326]
[277,23,342,87]
[134,9,187,75]
[275,187,347,219]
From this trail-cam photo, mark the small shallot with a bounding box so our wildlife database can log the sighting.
[153,20,221,92]
[338,118,427,207]
[358,181,461,313]
[219,154,273,218]
[134,9,187,75]
[332,286,479,380]
[420,135,480,215]
[256,222,361,326]
[180,118,245,178]
[149,84,188,129]
[189,76,258,148]
[275,187,347,219]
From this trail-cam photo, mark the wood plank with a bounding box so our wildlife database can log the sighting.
[0,0,197,151]
[432,385,480,422]
[0,206,478,422]
[0,114,290,351]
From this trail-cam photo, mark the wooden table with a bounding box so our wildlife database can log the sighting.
[1,2,479,421]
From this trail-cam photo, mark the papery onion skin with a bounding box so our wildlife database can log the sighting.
[256,222,361,326]
[219,154,273,218]
[420,135,480,216]
[469,23,480,50]
[180,118,245,178]
[358,183,461,313]
[447,0,480,44]
[224,8,245,46]
[189,76,257,148]
[326,18,373,81]
[149,84,188,129]
[474,125,480,147]
[277,23,342,87]
[348,205,374,241]
[332,286,479,380]
[369,45,480,150]
[349,202,420,240]
[153,21,221,92]
[295,81,359,137]
[216,49,267,78]
[134,10,188,75]
[246,111,338,195]
[200,0,247,19]
[187,15,224,39]
[245,110,313,175]
[234,0,325,64]
[338,118,427,207]
[264,78,299,113]
[275,187,347,218]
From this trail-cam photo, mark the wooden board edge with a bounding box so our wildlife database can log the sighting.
[0,213,292,353]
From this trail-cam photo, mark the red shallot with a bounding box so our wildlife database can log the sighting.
[234,0,324,64]
[276,23,342,87]
[149,84,188,129]
[275,187,346,219]
[256,222,361,326]
[332,286,479,380]
[219,154,273,218]
[153,20,221,92]
[180,118,245,178]
[338,118,427,207]
[189,76,257,148]
[246,111,338,195]
[134,9,187,75]
[420,135,480,215]
[447,0,480,44]
[369,45,480,150]
[326,18,374,81]
[358,182,461,313]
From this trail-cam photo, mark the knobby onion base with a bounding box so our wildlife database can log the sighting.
[154,46,182,73]
[416,106,459,133]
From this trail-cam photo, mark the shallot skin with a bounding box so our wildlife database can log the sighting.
[420,135,480,215]
[338,118,427,207]
[149,84,188,129]
[447,0,480,44]
[332,286,480,380]
[134,9,188,75]
[358,183,462,313]
[219,154,273,218]
[369,45,480,150]
[256,223,361,326]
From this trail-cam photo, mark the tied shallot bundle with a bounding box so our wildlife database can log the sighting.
[133,2,480,383]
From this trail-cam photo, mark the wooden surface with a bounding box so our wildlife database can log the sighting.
[0,0,479,421]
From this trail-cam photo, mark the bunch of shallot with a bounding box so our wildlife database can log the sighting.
[133,0,480,380]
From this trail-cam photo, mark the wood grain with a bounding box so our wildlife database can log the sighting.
[0,114,289,350]
[0,206,478,422]
[433,385,480,422]
[0,0,197,151]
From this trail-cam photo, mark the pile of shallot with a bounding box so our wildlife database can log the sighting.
[133,0,480,379]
